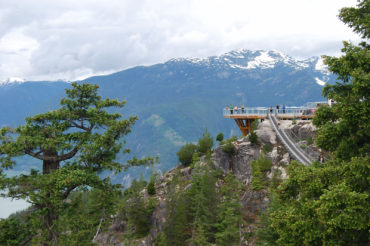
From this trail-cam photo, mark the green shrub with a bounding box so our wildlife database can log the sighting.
[147,180,156,195]
[221,141,235,156]
[250,155,272,190]
[197,130,214,154]
[257,156,272,172]
[177,143,197,166]
[249,131,258,145]
[216,132,224,143]
[220,136,237,156]
[251,160,265,190]
[270,168,282,190]
[262,143,273,154]
[292,117,297,125]
[251,119,259,131]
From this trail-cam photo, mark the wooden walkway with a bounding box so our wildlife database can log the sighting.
[223,106,315,136]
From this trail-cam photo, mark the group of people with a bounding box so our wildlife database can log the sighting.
[318,154,325,163]
[226,104,245,114]
[270,104,286,114]
[226,104,289,115]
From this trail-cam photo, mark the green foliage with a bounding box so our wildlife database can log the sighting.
[147,169,157,195]
[292,116,297,125]
[187,165,218,242]
[260,158,370,245]
[215,172,244,245]
[269,168,282,190]
[220,136,237,156]
[176,143,197,166]
[119,179,157,239]
[313,1,370,161]
[0,218,30,246]
[251,166,265,190]
[147,180,156,195]
[251,155,272,190]
[216,132,224,143]
[163,188,189,246]
[251,119,259,131]
[221,141,235,156]
[191,222,211,246]
[262,143,273,154]
[197,129,214,155]
[248,131,259,145]
[160,162,246,245]
[0,82,155,244]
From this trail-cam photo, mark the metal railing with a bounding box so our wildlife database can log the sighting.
[283,128,318,162]
[223,107,268,116]
[223,106,316,118]
[268,113,311,165]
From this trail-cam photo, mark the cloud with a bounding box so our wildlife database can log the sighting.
[0,0,361,81]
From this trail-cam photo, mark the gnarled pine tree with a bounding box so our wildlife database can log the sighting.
[0,83,154,245]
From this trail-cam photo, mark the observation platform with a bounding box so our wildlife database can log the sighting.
[223,106,317,136]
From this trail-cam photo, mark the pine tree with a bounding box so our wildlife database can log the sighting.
[215,172,243,246]
[187,165,217,242]
[0,83,155,245]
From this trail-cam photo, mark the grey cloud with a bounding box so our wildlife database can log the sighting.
[0,0,360,81]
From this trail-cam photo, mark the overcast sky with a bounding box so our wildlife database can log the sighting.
[0,0,361,82]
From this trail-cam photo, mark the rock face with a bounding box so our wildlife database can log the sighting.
[211,121,280,184]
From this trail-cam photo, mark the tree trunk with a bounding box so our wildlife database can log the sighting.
[42,150,60,245]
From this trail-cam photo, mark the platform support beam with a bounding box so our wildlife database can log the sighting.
[234,118,255,136]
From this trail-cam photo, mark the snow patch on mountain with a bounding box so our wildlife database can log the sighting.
[247,51,276,69]
[315,77,326,86]
[315,58,330,75]
[0,77,25,86]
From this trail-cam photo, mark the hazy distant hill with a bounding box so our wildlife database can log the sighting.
[0,49,334,185]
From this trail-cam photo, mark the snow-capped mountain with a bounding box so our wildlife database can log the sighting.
[167,49,330,86]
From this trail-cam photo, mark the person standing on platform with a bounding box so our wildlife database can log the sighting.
[241,104,245,113]
[234,105,238,114]
[276,104,280,114]
[283,104,286,114]
[230,105,233,114]
[270,106,273,114]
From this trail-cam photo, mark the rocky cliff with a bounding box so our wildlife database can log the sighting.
[95,120,318,246]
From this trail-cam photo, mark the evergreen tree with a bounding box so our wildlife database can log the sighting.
[163,172,190,245]
[187,165,217,242]
[176,143,197,166]
[197,129,214,154]
[164,193,189,246]
[0,83,154,245]
[216,172,244,246]
[313,0,369,161]
[191,220,211,246]
[216,132,224,143]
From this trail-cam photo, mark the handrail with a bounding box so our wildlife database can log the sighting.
[223,106,315,117]
[268,113,311,165]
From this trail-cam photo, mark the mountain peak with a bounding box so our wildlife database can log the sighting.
[0,77,25,86]
[166,49,327,73]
